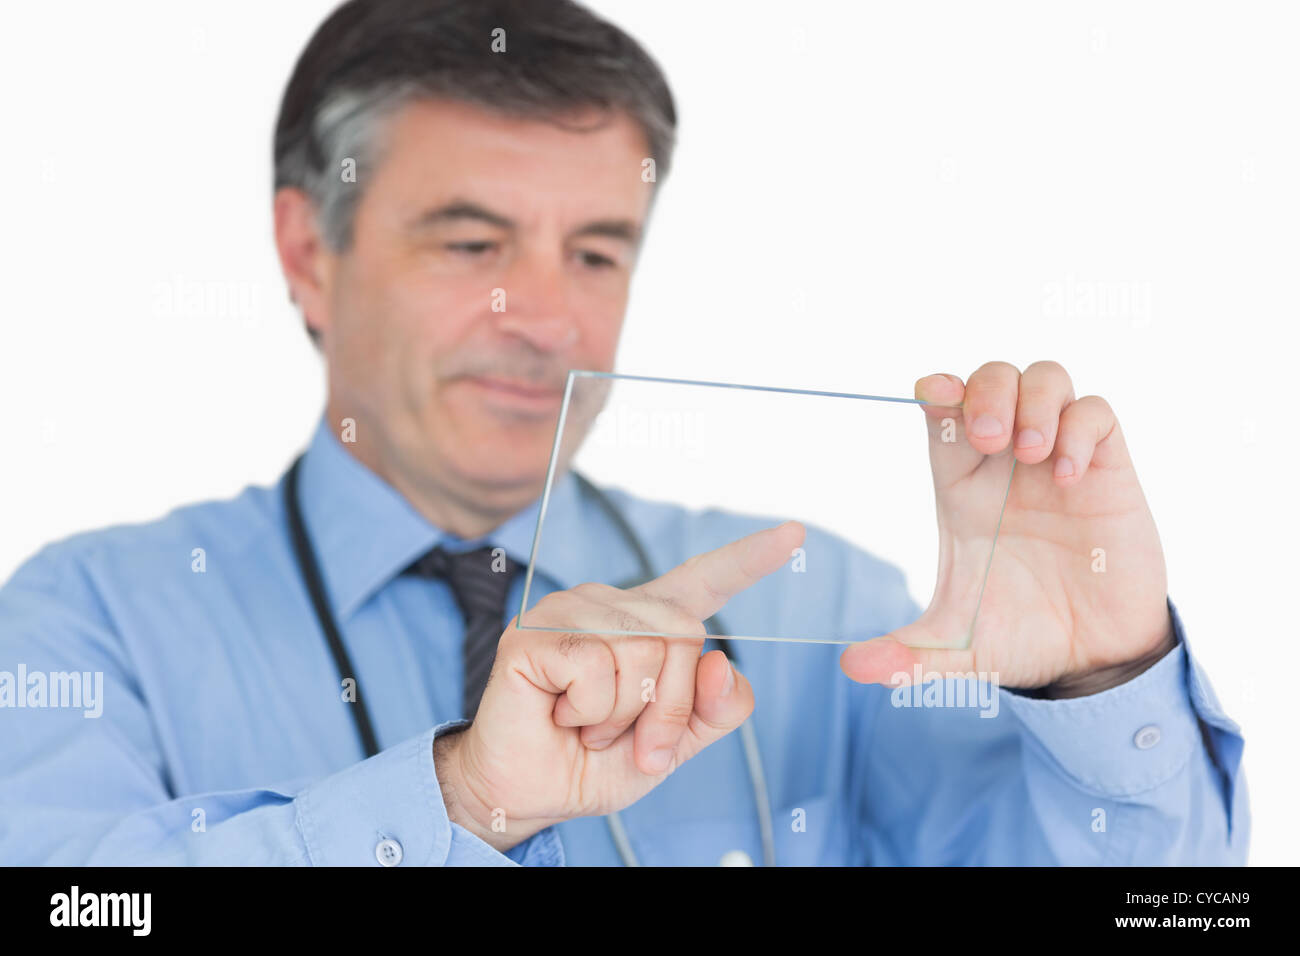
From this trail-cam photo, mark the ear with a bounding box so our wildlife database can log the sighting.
[273,187,334,340]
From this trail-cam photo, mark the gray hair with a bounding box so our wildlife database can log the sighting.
[273,0,678,258]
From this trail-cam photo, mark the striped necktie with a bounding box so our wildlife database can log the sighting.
[408,544,520,720]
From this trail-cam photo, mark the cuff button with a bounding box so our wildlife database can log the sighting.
[1133,725,1162,750]
[375,837,404,866]
[718,850,754,866]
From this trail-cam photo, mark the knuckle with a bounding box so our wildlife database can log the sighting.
[645,594,706,636]
[1015,382,1058,408]
[654,699,695,725]
[495,626,522,659]
[610,607,644,635]
[1067,394,1113,424]
[556,632,589,659]
[618,635,664,671]
[676,613,709,638]
[972,360,1020,382]
[1025,358,1067,378]
[572,581,617,600]
[577,639,617,681]
[534,589,578,615]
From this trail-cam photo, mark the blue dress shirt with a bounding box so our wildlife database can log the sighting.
[0,418,1249,865]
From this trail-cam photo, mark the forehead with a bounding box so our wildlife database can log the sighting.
[366,96,653,220]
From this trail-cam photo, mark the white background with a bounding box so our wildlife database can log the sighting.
[1,1,1296,864]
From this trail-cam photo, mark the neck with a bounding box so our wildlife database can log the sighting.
[383,465,517,541]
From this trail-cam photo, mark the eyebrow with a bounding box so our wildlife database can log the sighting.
[572,219,642,246]
[407,200,512,231]
[405,199,642,246]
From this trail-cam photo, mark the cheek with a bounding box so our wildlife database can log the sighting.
[579,306,626,364]
[407,292,487,385]
[330,282,405,394]
[373,272,472,373]
[570,277,631,351]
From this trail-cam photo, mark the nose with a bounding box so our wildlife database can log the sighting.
[493,249,579,353]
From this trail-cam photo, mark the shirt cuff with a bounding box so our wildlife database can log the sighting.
[999,597,1234,798]
[293,720,565,866]
[432,720,566,866]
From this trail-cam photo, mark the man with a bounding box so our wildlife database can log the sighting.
[0,0,1246,865]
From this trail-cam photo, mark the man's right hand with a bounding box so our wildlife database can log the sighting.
[432,519,805,852]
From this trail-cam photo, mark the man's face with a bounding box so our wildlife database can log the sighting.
[298,97,653,519]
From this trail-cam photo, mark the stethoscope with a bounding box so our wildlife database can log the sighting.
[284,454,777,867]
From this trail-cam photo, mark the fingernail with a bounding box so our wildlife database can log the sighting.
[647,749,676,775]
[645,748,672,773]
[1015,428,1044,449]
[970,414,1002,438]
[585,734,614,750]
[721,662,736,696]
[1054,456,1075,478]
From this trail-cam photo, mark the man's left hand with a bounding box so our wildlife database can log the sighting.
[840,360,1177,697]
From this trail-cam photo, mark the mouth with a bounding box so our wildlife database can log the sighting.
[461,375,565,416]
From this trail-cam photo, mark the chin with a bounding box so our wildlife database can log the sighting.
[427,386,568,496]
[444,430,554,494]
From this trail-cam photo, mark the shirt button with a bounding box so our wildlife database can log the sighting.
[1133,725,1162,750]
[718,850,754,867]
[375,838,404,866]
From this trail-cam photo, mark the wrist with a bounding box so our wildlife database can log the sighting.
[432,729,546,854]
[1041,614,1178,700]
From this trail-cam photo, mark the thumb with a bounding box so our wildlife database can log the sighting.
[674,650,754,764]
[840,622,975,686]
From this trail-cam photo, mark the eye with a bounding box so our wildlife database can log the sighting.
[576,249,616,270]
[445,241,498,256]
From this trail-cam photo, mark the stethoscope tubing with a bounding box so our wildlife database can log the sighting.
[284,456,775,866]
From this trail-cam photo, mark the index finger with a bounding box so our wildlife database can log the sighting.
[635,520,806,622]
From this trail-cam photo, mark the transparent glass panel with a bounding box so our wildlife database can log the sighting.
[517,371,1016,648]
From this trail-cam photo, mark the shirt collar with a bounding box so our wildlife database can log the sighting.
[291,417,643,622]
